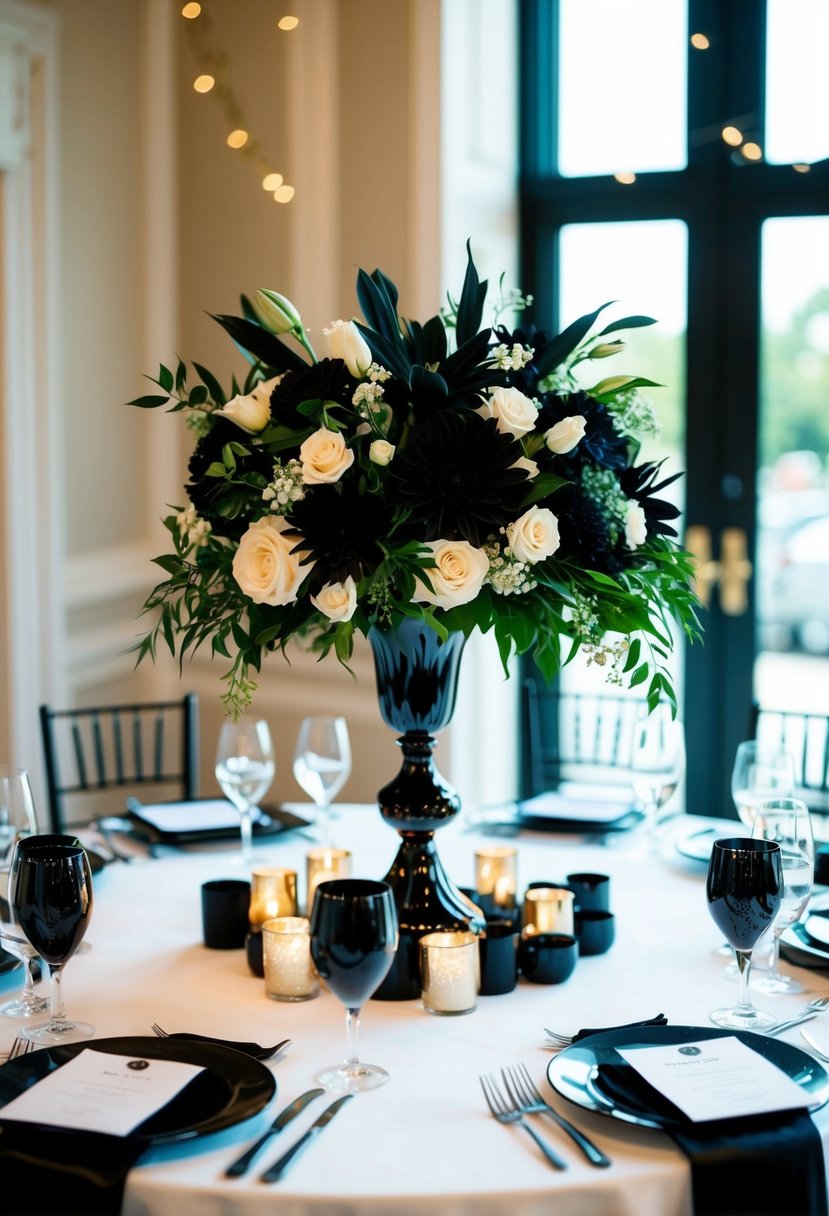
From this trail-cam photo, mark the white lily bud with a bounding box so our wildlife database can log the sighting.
[254,289,302,335]
[324,319,373,378]
[588,340,625,359]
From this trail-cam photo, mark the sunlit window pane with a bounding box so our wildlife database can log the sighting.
[558,0,687,177]
[766,0,829,165]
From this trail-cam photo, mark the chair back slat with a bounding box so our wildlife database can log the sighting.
[113,715,125,783]
[752,703,829,819]
[71,722,88,790]
[132,710,143,782]
[154,712,164,781]
[92,714,106,788]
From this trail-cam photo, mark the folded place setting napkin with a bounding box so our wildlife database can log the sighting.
[0,1125,144,1215]
[595,1060,828,1216]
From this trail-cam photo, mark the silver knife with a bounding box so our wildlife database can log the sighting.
[224,1088,325,1177]
[259,1093,354,1182]
[765,1010,818,1038]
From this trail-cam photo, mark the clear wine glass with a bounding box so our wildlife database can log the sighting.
[293,716,351,842]
[0,767,48,1018]
[706,835,783,1029]
[750,796,814,995]
[13,835,95,1045]
[215,716,276,865]
[731,740,795,829]
[627,704,686,853]
[309,878,398,1092]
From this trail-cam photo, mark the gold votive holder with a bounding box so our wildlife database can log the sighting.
[474,845,518,911]
[521,886,575,937]
[262,916,319,1002]
[419,930,480,1016]
[305,847,352,914]
[249,868,298,928]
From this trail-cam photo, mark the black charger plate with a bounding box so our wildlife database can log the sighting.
[126,800,312,846]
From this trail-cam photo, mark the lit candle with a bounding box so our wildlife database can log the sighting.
[475,846,518,911]
[305,847,352,914]
[249,868,298,927]
[262,917,319,1002]
[521,886,574,936]
[419,930,480,1015]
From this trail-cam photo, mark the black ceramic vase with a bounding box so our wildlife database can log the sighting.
[369,618,485,1000]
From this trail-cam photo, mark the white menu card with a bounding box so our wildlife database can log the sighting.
[616,1036,812,1122]
[0,1049,204,1137]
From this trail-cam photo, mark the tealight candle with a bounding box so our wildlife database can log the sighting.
[305,847,352,913]
[249,868,298,927]
[475,846,518,911]
[262,916,319,1002]
[419,930,480,1016]
[522,886,574,936]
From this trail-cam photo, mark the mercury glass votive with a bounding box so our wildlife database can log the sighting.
[419,930,480,1016]
[474,846,518,913]
[249,867,298,928]
[262,916,319,1002]
[305,847,352,914]
[521,886,575,937]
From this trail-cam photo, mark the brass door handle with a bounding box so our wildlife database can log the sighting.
[685,525,752,615]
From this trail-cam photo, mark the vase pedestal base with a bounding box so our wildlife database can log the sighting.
[374,834,485,1001]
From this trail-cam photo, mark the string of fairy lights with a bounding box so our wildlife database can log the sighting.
[181,2,297,204]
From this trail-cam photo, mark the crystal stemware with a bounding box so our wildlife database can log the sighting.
[627,703,686,852]
[0,767,48,1019]
[215,716,276,865]
[731,740,795,829]
[706,836,782,1030]
[750,796,814,995]
[293,716,351,842]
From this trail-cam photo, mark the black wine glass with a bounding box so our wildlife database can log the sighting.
[12,835,94,1045]
[309,878,399,1092]
[706,836,782,1030]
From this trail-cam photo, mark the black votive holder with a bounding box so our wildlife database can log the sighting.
[245,928,264,977]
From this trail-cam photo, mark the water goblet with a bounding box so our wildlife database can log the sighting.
[0,767,48,1019]
[627,703,686,853]
[731,740,795,829]
[215,716,276,865]
[750,796,814,995]
[706,836,782,1030]
[13,835,94,1045]
[293,716,351,842]
[309,878,398,1092]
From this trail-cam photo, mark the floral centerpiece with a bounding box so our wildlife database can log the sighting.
[130,242,701,717]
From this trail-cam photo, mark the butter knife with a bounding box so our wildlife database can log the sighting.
[260,1093,354,1182]
[224,1088,325,1176]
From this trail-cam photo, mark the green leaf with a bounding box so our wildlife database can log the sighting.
[210,313,308,372]
[455,240,488,346]
[193,362,227,406]
[597,315,657,336]
[158,364,174,393]
[534,303,615,379]
[128,394,171,409]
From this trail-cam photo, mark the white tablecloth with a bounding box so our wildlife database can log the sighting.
[2,805,828,1216]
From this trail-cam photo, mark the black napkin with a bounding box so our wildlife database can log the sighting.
[597,1062,828,1216]
[0,1124,144,1214]
[572,1013,667,1042]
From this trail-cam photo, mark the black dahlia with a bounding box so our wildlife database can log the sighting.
[269,358,355,430]
[283,481,393,587]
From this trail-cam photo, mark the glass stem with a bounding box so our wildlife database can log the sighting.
[768,930,782,977]
[734,949,754,1012]
[240,808,253,864]
[49,964,67,1024]
[344,1006,361,1070]
[22,954,39,998]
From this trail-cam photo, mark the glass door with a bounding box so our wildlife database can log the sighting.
[518,0,829,814]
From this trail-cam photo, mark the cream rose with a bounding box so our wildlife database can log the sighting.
[369,439,395,466]
[323,319,372,378]
[300,427,355,484]
[506,507,560,564]
[512,455,539,479]
[625,501,648,549]
[215,374,280,434]
[413,539,489,610]
[232,516,308,606]
[485,385,539,437]
[311,577,357,622]
[544,415,586,454]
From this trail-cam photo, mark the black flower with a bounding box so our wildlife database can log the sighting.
[387,411,529,547]
[283,481,393,587]
[537,391,629,470]
[554,480,625,575]
[185,418,272,536]
[270,358,355,430]
[620,460,683,538]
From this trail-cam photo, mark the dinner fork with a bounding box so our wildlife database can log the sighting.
[479,1073,567,1170]
[764,994,829,1037]
[500,1062,611,1167]
[7,1035,35,1059]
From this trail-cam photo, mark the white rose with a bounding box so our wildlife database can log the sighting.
[512,455,539,479]
[300,427,355,484]
[323,319,372,378]
[485,386,539,437]
[506,507,560,564]
[232,516,308,606]
[544,415,586,454]
[369,439,395,466]
[625,501,648,549]
[413,539,489,610]
[215,381,275,434]
[311,577,357,622]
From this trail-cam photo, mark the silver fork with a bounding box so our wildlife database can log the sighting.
[479,1073,568,1170]
[7,1035,35,1059]
[765,994,829,1037]
[501,1062,611,1168]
